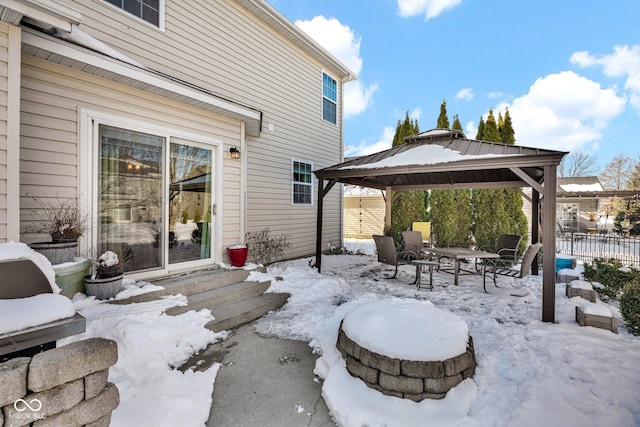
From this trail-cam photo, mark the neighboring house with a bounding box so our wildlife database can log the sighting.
[556,176,606,232]
[0,0,355,279]
[343,185,385,238]
[523,176,608,236]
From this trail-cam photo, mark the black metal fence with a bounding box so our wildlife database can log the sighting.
[554,231,640,268]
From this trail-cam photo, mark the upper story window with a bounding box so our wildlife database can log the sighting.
[292,160,313,205]
[104,0,161,27]
[322,72,337,125]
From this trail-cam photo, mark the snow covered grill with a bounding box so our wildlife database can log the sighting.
[336,299,476,401]
[0,258,85,360]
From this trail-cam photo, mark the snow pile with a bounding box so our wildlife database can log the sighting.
[0,294,76,334]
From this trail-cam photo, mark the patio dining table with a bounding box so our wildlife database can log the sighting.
[426,247,500,286]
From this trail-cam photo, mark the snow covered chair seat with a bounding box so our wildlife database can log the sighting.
[0,258,85,360]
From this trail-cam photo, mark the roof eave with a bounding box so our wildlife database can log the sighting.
[21,28,263,137]
[315,153,566,180]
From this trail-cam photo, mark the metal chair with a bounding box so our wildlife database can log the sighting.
[373,235,423,279]
[401,230,430,258]
[475,234,522,272]
[483,242,542,292]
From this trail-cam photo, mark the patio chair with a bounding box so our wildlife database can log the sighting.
[475,233,522,271]
[482,242,542,292]
[401,230,430,259]
[373,235,423,279]
[0,258,85,360]
[411,222,432,247]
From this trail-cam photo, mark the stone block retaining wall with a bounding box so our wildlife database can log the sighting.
[337,326,476,401]
[0,338,119,427]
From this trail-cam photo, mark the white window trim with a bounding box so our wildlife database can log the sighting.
[291,158,314,206]
[100,0,166,31]
[322,70,338,126]
[79,108,224,276]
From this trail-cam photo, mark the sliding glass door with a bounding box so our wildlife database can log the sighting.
[168,141,212,264]
[97,124,214,274]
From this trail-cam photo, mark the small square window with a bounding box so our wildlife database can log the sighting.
[322,72,337,125]
[292,160,313,205]
[104,0,161,27]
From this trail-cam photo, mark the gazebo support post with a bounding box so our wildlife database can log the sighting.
[531,189,540,273]
[542,165,558,322]
[315,178,338,273]
[316,178,324,273]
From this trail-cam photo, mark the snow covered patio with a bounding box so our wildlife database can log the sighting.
[18,238,637,426]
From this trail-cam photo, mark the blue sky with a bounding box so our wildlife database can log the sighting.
[271,0,640,171]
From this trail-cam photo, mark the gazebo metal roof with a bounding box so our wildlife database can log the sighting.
[314,129,569,323]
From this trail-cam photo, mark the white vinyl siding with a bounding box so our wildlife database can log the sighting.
[24,0,346,259]
[20,57,243,260]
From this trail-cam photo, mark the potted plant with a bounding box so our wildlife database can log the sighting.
[227,244,248,267]
[84,250,125,299]
[28,196,89,265]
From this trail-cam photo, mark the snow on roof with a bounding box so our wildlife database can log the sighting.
[344,185,385,197]
[560,183,604,192]
[341,144,500,170]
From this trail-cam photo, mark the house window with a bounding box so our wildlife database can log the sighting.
[322,72,337,125]
[103,0,161,27]
[292,160,313,205]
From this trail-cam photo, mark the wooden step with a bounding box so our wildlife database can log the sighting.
[206,293,290,332]
[165,281,271,316]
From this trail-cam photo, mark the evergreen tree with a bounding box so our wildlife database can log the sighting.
[476,117,485,140]
[482,109,501,142]
[473,108,527,252]
[437,100,450,128]
[452,115,463,131]
[500,108,516,144]
[430,103,472,247]
[390,112,425,243]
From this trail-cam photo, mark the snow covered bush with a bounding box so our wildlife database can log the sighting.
[583,258,636,299]
[621,280,640,336]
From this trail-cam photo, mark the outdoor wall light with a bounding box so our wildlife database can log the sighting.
[229,146,240,159]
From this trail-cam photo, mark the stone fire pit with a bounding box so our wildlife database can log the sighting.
[336,299,476,401]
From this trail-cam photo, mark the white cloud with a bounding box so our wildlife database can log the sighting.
[455,88,474,101]
[501,71,625,152]
[295,16,377,118]
[397,0,462,20]
[410,107,423,122]
[570,45,640,113]
[464,120,477,138]
[344,81,379,117]
[487,91,504,100]
[345,126,394,157]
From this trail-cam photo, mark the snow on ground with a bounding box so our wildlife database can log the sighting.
[4,239,640,426]
[251,239,640,427]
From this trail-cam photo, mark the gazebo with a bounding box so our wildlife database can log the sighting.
[314,129,568,322]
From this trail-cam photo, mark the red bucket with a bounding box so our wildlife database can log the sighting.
[227,246,248,267]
